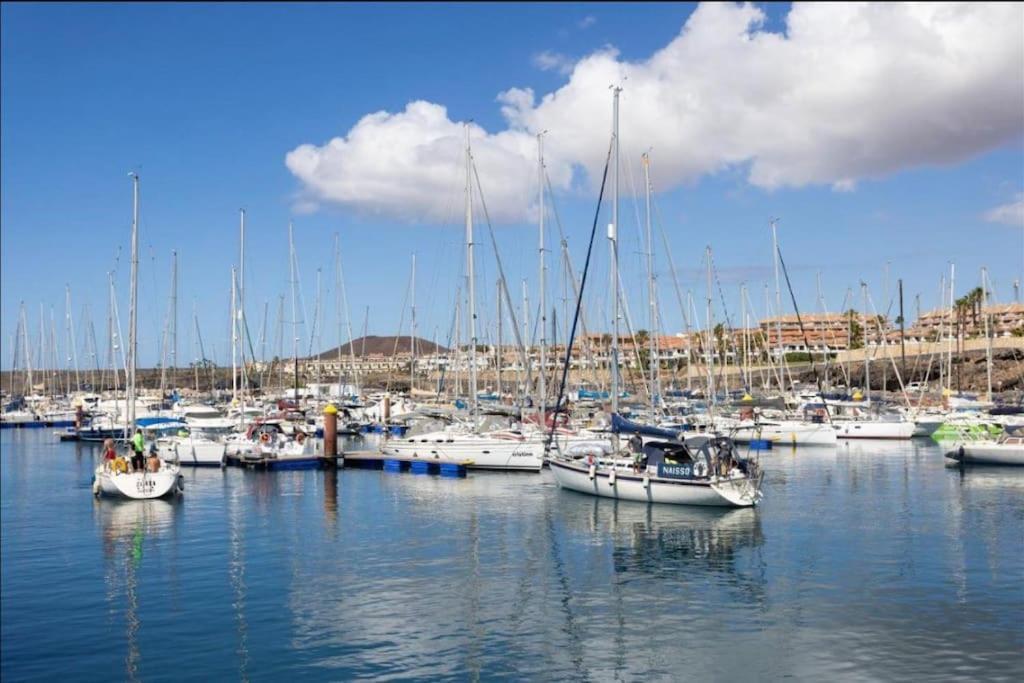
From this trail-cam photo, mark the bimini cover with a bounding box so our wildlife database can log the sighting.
[611,413,682,441]
[136,416,185,427]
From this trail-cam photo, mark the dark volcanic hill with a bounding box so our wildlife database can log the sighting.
[310,335,448,360]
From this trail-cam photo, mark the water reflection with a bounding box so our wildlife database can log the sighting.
[2,430,1021,681]
[95,499,177,682]
[323,467,338,528]
[227,475,250,682]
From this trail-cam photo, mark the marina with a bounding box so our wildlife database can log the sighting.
[3,2,1023,680]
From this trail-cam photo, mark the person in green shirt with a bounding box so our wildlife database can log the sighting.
[131,429,146,472]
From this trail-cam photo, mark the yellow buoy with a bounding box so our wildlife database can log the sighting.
[324,404,338,415]
[852,390,864,401]
[742,393,753,402]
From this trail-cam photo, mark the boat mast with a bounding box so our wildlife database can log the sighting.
[51,307,64,396]
[982,267,992,403]
[288,221,300,403]
[643,152,658,412]
[19,303,32,395]
[741,284,750,391]
[334,233,359,398]
[464,124,479,420]
[192,301,200,393]
[537,132,547,422]
[65,285,80,393]
[454,297,461,399]
[705,246,715,405]
[170,250,178,393]
[158,253,177,397]
[231,268,238,404]
[38,303,47,396]
[861,282,870,401]
[239,210,246,417]
[127,172,139,436]
[522,279,530,401]
[610,85,621,420]
[496,279,503,399]
[937,275,945,391]
[108,273,121,400]
[946,263,955,390]
[410,253,416,395]
[311,268,322,387]
[770,219,784,392]
[274,294,285,392]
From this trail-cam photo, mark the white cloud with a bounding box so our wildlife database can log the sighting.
[287,2,1024,223]
[578,15,597,30]
[984,193,1024,226]
[285,101,572,223]
[531,50,575,75]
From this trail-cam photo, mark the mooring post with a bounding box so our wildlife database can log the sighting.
[323,404,338,457]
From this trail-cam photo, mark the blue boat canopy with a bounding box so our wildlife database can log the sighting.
[610,413,683,441]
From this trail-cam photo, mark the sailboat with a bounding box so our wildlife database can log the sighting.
[381,126,545,472]
[547,89,762,507]
[94,174,183,499]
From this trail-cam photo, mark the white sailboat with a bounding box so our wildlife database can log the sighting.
[721,417,838,446]
[381,126,545,472]
[547,90,761,507]
[94,173,183,499]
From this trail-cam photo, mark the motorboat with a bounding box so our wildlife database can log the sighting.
[945,434,1024,466]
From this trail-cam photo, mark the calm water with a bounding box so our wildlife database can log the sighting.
[2,430,1022,681]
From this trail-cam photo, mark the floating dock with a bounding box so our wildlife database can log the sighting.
[342,450,470,477]
[226,453,342,471]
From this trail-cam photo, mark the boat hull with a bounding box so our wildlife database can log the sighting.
[834,421,916,439]
[945,444,1024,466]
[382,432,544,471]
[175,439,226,466]
[94,466,182,499]
[729,421,837,446]
[549,459,759,507]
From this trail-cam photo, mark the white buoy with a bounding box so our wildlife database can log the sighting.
[642,474,650,489]
[588,462,596,480]
[608,468,616,486]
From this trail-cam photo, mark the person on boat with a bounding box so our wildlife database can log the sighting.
[131,429,146,472]
[146,444,161,472]
[102,438,117,462]
[629,431,644,472]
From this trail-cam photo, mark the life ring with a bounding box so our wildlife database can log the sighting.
[260,432,271,444]
[694,459,708,478]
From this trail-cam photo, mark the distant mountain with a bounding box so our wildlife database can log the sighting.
[309,335,448,360]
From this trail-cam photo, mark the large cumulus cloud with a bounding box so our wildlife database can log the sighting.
[286,2,1024,223]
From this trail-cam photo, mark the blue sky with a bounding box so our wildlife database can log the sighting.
[2,2,1022,371]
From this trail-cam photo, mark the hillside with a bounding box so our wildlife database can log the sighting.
[310,335,448,360]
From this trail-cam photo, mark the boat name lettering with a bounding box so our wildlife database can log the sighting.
[658,463,694,479]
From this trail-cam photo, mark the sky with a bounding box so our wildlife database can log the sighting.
[2,2,1023,372]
